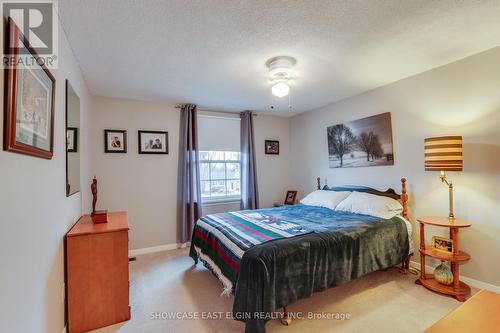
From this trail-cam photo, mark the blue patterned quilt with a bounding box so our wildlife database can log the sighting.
[190,204,410,333]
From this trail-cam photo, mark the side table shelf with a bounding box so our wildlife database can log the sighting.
[417,274,471,301]
[416,216,472,302]
[420,246,470,262]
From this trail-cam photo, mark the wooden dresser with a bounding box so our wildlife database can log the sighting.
[66,211,130,333]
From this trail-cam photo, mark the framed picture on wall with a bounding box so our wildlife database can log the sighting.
[265,140,279,155]
[138,130,168,154]
[327,112,394,168]
[67,127,78,152]
[104,129,127,153]
[3,18,56,159]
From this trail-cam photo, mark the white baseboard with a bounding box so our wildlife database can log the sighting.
[409,260,500,293]
[129,242,190,257]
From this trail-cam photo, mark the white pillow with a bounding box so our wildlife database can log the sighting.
[300,190,351,210]
[335,191,403,219]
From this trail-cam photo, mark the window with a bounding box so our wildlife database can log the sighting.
[199,151,241,202]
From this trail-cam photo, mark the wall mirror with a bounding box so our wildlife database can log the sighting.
[66,80,81,196]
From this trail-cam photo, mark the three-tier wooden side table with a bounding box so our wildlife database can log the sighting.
[416,216,471,301]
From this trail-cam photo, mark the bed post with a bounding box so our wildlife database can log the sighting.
[281,306,292,326]
[316,177,321,190]
[400,177,412,270]
[401,178,408,219]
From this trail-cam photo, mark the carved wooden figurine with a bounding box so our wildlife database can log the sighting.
[91,176,108,223]
[91,177,98,215]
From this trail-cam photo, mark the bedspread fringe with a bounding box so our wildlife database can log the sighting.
[194,245,233,296]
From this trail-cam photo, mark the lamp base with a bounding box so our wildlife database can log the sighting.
[440,172,455,222]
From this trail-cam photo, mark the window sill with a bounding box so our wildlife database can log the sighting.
[202,198,241,206]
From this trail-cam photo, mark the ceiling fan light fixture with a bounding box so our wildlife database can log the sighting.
[271,82,290,98]
[266,55,296,101]
[266,56,297,76]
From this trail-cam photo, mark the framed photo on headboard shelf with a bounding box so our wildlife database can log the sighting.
[284,190,298,205]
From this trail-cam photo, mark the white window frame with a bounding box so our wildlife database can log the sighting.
[199,151,241,204]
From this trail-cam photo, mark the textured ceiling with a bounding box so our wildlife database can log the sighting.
[58,0,500,116]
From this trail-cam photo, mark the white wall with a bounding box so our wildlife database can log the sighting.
[91,96,180,250]
[290,46,500,286]
[0,20,93,333]
[91,99,291,249]
[254,114,291,208]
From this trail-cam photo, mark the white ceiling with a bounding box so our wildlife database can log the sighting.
[58,0,500,116]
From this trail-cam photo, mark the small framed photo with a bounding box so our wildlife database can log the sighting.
[432,236,454,253]
[104,129,127,153]
[284,190,298,205]
[138,130,168,154]
[66,127,78,152]
[265,140,279,155]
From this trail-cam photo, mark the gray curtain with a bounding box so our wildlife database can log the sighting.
[240,111,259,210]
[177,104,202,243]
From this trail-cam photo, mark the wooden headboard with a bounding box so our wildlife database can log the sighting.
[316,177,409,219]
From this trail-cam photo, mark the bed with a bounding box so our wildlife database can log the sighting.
[189,177,413,333]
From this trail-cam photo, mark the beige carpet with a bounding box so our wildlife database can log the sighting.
[90,249,472,333]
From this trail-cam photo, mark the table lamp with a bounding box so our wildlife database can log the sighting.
[424,136,463,220]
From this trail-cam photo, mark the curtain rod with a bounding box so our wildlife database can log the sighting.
[174,104,258,116]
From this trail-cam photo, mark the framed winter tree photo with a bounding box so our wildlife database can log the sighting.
[326,112,394,168]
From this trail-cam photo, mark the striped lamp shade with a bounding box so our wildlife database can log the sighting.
[424,136,463,171]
